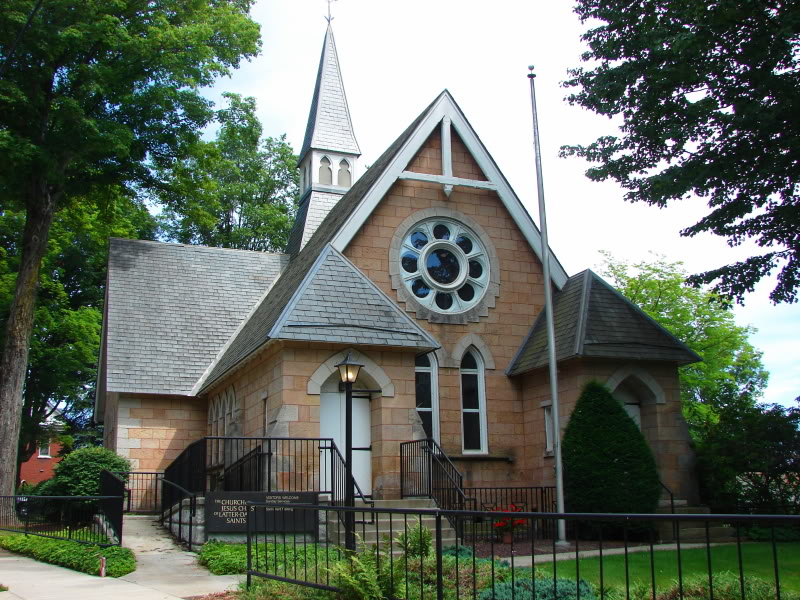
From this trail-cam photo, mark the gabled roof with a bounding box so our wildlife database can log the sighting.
[299,24,360,162]
[271,245,439,347]
[199,89,572,391]
[196,102,436,392]
[506,270,701,376]
[101,239,288,395]
[196,243,439,394]
[326,90,569,288]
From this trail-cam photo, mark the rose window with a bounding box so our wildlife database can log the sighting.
[399,219,489,313]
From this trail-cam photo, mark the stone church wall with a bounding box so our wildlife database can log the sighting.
[114,394,207,471]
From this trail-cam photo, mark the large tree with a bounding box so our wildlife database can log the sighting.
[154,92,299,251]
[562,0,800,304]
[0,0,260,495]
[601,253,769,426]
[0,191,157,479]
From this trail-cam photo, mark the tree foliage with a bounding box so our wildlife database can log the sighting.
[562,0,800,304]
[563,381,661,514]
[1,191,157,476]
[601,253,768,424]
[154,92,299,251]
[694,391,800,514]
[0,0,260,495]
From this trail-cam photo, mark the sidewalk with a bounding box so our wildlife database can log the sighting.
[0,516,242,600]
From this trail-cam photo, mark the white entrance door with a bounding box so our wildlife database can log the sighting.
[320,392,372,495]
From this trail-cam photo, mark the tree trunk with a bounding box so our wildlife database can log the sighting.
[0,184,58,496]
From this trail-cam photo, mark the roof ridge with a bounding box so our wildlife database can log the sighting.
[110,237,289,256]
[573,269,592,357]
[585,270,701,361]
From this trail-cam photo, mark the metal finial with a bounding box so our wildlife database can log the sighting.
[325,0,338,23]
[528,65,536,79]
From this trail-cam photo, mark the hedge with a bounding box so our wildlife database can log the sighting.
[0,534,136,577]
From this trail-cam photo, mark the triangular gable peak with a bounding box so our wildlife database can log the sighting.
[270,244,440,349]
[329,90,568,289]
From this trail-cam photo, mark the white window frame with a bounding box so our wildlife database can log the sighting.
[415,353,440,443]
[543,405,554,454]
[460,349,488,454]
[38,442,51,458]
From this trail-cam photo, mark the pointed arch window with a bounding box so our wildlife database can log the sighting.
[460,349,487,453]
[319,156,332,184]
[337,159,352,186]
[415,353,439,442]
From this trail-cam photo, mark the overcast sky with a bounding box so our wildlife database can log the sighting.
[207,0,798,407]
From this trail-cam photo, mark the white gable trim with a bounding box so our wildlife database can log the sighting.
[330,91,569,289]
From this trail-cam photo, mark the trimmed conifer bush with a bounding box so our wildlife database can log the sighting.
[562,381,661,514]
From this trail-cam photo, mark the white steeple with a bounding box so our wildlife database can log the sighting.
[289,24,360,256]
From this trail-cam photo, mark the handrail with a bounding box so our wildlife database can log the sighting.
[324,439,374,525]
[660,480,678,540]
[161,478,197,550]
[400,438,474,536]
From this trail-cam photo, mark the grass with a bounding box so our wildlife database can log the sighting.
[532,542,800,594]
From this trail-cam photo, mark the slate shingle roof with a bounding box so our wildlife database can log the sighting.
[506,270,700,375]
[299,24,360,161]
[272,245,439,348]
[198,96,441,392]
[103,239,288,395]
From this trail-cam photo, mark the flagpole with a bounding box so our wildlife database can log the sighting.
[527,66,567,545]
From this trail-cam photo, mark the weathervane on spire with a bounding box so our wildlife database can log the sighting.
[325,0,338,23]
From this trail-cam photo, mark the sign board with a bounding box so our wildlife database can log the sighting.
[205,491,318,536]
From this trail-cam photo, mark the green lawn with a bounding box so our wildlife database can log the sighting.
[532,543,800,594]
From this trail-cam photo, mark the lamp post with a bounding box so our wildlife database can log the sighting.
[335,351,363,551]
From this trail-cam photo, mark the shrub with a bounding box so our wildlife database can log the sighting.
[745,525,800,542]
[442,544,474,559]
[0,534,135,577]
[562,381,661,514]
[478,577,596,600]
[394,518,432,558]
[49,447,130,497]
[198,540,340,575]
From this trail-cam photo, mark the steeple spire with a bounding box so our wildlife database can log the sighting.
[299,24,360,162]
[289,24,361,256]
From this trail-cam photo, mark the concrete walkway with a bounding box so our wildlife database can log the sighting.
[0,516,242,600]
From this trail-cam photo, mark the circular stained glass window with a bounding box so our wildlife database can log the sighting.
[399,218,489,314]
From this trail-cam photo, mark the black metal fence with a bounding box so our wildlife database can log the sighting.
[99,470,125,541]
[112,471,163,513]
[465,486,557,540]
[245,503,799,600]
[0,494,124,546]
[161,479,197,550]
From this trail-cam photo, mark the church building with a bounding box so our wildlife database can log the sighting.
[95,25,700,506]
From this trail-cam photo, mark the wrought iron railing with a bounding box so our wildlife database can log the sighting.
[161,436,372,527]
[400,438,475,533]
[0,492,124,546]
[161,479,197,550]
[465,486,556,540]
[245,503,799,600]
[112,471,163,513]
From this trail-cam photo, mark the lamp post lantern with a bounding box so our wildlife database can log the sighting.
[335,351,363,551]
